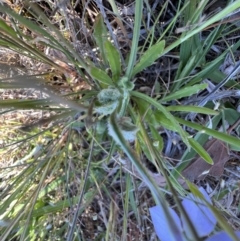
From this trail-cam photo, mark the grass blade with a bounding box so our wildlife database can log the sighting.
[125,0,143,79]
[161,83,207,102]
[132,40,165,77]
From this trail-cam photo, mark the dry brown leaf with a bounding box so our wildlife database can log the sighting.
[182,139,230,181]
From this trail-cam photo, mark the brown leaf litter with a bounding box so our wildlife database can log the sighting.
[182,138,230,181]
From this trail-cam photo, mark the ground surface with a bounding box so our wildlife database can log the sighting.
[0,0,240,240]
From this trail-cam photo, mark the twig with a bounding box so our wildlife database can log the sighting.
[197,61,240,107]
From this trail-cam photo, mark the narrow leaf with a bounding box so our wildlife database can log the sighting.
[189,138,213,165]
[108,112,183,240]
[0,18,18,38]
[149,125,164,152]
[93,14,108,65]
[0,99,50,109]
[88,66,112,85]
[126,0,143,78]
[104,40,121,81]
[132,40,165,76]
[166,106,218,115]
[176,117,240,148]
[161,83,207,102]
[131,91,190,148]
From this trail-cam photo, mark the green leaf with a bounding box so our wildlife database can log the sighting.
[0,6,76,71]
[154,112,177,131]
[108,111,159,197]
[176,54,197,81]
[2,6,59,48]
[176,116,240,148]
[0,18,18,38]
[2,3,89,71]
[104,40,121,81]
[157,2,240,70]
[133,97,176,130]
[149,125,164,152]
[166,106,219,115]
[177,0,207,70]
[108,110,184,238]
[161,83,207,102]
[131,91,190,148]
[93,14,108,65]
[32,190,96,218]
[126,0,143,79]
[88,66,112,86]
[0,74,88,112]
[222,108,240,127]
[0,99,51,109]
[132,40,165,77]
[188,138,213,164]
[172,114,222,178]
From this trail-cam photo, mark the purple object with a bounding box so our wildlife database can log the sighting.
[181,187,217,239]
[149,205,184,241]
[149,187,240,241]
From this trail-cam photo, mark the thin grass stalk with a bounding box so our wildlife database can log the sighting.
[20,159,52,240]
[126,0,143,79]
[162,1,240,61]
[66,128,95,241]
[121,173,131,241]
